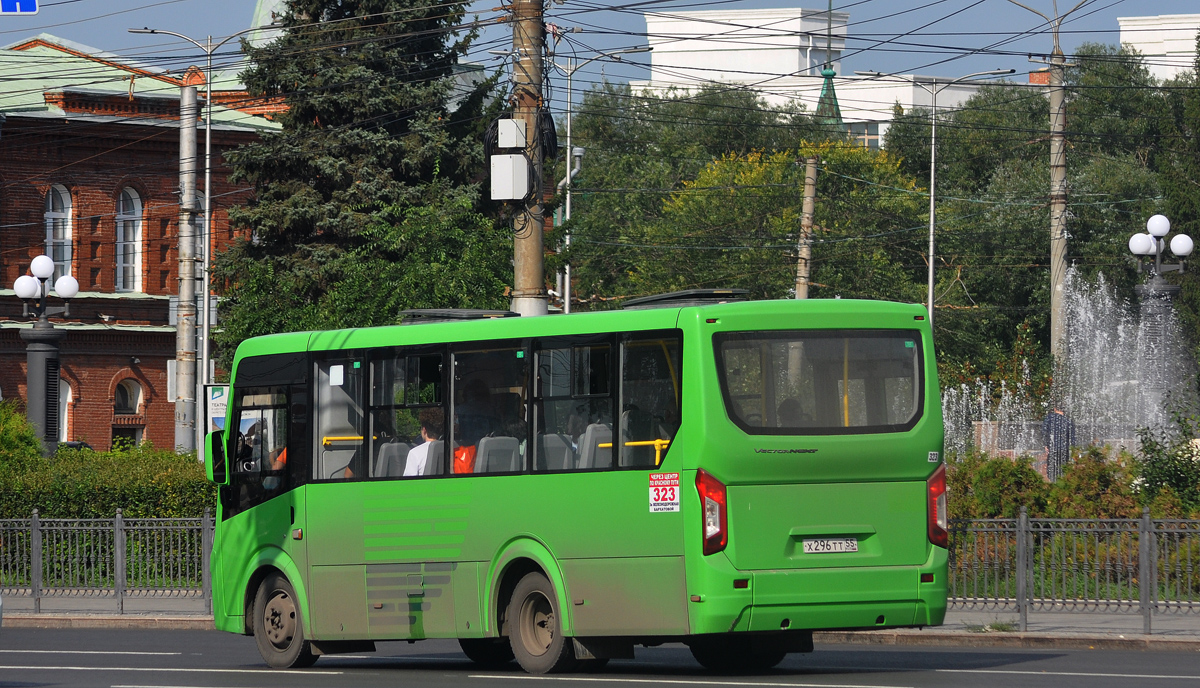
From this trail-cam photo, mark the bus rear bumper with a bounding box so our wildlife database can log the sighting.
[689,546,947,634]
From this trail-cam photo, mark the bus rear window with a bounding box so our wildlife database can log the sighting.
[715,330,923,435]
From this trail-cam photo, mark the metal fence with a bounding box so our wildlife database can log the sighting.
[0,509,213,614]
[949,508,1200,633]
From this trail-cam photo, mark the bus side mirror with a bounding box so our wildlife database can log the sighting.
[205,430,228,485]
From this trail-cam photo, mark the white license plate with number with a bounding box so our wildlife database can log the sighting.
[802,538,858,554]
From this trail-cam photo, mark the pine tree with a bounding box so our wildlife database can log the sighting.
[212,0,510,364]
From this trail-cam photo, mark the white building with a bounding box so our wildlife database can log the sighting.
[631,7,1006,148]
[1118,14,1199,82]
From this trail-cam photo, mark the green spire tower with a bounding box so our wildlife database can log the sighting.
[814,0,844,132]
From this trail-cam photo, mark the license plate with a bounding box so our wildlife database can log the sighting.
[802,537,858,554]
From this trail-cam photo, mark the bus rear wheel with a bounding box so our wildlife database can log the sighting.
[253,572,318,669]
[508,571,578,674]
[688,636,786,673]
[459,638,515,667]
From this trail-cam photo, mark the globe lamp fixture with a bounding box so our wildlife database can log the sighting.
[1129,215,1192,276]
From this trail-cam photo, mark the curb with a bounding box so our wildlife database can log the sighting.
[3,614,214,630]
[815,629,1200,652]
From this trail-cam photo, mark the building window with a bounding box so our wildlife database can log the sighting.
[115,379,142,415]
[59,378,72,443]
[112,426,143,448]
[115,188,142,291]
[44,184,72,281]
[848,122,880,151]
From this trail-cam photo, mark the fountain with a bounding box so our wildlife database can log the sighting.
[942,266,1197,475]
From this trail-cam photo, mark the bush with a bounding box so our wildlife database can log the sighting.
[0,400,44,472]
[947,449,1049,518]
[1135,413,1200,515]
[1048,447,1138,518]
[0,443,216,518]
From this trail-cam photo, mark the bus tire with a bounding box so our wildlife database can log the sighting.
[688,636,786,673]
[508,571,578,674]
[253,572,318,669]
[459,638,515,667]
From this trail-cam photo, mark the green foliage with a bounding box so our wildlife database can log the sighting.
[0,444,215,518]
[1047,447,1137,518]
[950,451,1046,513]
[1135,413,1200,514]
[0,400,44,471]
[213,0,508,366]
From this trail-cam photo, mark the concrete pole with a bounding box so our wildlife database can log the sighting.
[510,0,547,317]
[1048,54,1068,359]
[795,157,818,299]
[176,83,198,451]
[928,86,938,325]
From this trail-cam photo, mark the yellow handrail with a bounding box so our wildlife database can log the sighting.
[596,438,672,465]
[322,435,363,448]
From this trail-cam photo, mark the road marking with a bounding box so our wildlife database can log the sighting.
[470,675,912,688]
[0,665,342,676]
[0,650,181,656]
[937,669,1200,680]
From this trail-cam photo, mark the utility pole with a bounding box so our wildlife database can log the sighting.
[510,0,547,317]
[1047,51,1069,358]
[795,157,818,299]
[1009,0,1086,359]
[175,76,199,451]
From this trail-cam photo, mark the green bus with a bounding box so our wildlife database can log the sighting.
[204,292,947,673]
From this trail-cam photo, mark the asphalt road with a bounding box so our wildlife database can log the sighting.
[1,628,1199,688]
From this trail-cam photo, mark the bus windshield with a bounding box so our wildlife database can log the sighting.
[715,330,923,435]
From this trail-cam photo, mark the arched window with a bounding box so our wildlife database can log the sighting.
[114,379,142,415]
[115,188,142,292]
[59,378,72,443]
[44,185,72,281]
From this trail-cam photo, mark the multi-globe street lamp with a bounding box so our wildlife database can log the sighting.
[12,255,79,455]
[1129,214,1193,415]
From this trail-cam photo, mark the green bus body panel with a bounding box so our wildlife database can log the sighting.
[725,482,927,571]
[211,298,947,644]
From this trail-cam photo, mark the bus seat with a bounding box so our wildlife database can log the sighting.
[374,442,411,477]
[620,408,657,467]
[423,440,445,476]
[475,436,520,473]
[539,433,574,471]
[578,423,612,469]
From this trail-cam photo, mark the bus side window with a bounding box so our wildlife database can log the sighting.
[619,333,682,468]
[231,386,288,513]
[452,346,528,475]
[368,352,446,478]
[316,359,365,480]
[534,342,614,472]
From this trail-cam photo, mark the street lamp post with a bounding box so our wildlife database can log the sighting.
[856,69,1013,326]
[130,23,277,451]
[552,45,650,314]
[13,255,79,455]
[1128,214,1193,435]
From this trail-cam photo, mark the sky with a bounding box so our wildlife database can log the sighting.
[0,0,1194,85]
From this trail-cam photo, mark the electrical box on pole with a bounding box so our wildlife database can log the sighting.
[490,154,530,201]
[497,119,526,148]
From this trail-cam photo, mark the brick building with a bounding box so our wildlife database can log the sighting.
[0,34,277,449]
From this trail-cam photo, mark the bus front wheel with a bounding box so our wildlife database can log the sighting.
[253,572,318,669]
[508,571,578,674]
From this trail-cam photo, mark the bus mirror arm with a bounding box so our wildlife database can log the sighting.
[206,429,229,485]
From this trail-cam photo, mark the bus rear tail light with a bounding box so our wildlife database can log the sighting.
[927,463,948,548]
[696,469,727,555]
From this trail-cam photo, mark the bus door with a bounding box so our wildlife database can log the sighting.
[306,356,370,639]
[219,352,310,625]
